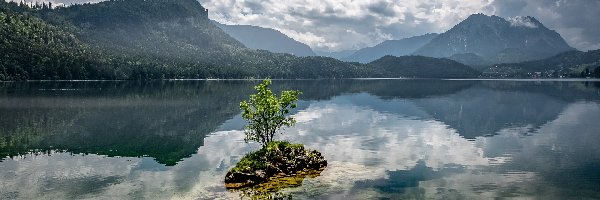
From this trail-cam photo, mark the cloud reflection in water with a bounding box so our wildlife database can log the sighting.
[1,87,600,199]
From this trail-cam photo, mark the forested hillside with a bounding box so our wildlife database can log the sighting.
[369,56,481,78]
[482,50,600,78]
[0,0,374,80]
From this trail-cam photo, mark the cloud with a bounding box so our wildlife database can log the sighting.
[508,16,539,28]
[486,0,600,50]
[199,0,496,51]
[199,0,599,51]
[2,92,599,199]
[10,0,598,51]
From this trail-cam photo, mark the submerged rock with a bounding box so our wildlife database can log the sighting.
[225,141,327,189]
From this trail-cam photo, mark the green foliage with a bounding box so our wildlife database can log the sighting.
[0,0,484,80]
[265,140,302,151]
[230,149,269,173]
[0,0,377,81]
[240,80,301,147]
[230,141,304,173]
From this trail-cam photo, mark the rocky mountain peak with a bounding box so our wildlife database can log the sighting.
[413,13,574,63]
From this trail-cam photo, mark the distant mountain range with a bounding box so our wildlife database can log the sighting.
[343,33,439,63]
[414,14,575,64]
[213,21,316,57]
[341,13,576,66]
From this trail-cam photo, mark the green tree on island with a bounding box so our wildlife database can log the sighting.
[225,79,327,192]
[240,79,301,147]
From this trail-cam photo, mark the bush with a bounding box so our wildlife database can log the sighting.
[239,79,301,147]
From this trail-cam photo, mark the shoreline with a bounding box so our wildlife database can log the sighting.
[1,78,600,83]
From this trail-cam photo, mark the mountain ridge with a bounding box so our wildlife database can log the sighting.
[414,13,575,64]
[314,50,358,60]
[0,0,373,80]
[213,21,316,56]
[343,33,439,63]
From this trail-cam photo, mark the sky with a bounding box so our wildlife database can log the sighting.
[12,0,600,52]
[198,0,600,51]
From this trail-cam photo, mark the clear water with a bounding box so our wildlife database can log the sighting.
[1,79,600,199]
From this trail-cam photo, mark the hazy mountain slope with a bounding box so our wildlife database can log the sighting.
[368,55,481,78]
[314,50,357,60]
[447,53,493,69]
[213,21,316,56]
[414,14,574,63]
[344,33,439,63]
[50,0,245,61]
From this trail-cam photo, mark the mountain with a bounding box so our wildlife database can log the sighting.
[0,0,373,80]
[0,6,98,81]
[314,50,357,60]
[368,55,481,78]
[343,33,439,63]
[446,53,492,69]
[213,21,316,57]
[481,49,600,78]
[414,14,575,63]
[55,0,245,61]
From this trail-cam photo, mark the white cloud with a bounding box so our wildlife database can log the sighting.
[199,0,600,51]
[508,16,539,28]
[199,0,495,51]
[487,0,600,50]
[8,0,598,51]
[7,0,598,51]
[2,92,599,199]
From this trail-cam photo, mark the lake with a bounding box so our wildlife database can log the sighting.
[1,79,600,199]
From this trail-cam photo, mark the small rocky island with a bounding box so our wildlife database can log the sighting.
[225,79,327,193]
[225,141,327,189]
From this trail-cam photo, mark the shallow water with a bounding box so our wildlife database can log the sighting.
[1,79,600,199]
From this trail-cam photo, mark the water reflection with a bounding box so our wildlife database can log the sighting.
[231,168,325,200]
[0,79,599,199]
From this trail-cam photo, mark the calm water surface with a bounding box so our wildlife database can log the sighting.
[1,79,600,199]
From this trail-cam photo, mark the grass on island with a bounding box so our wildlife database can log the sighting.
[230,141,307,173]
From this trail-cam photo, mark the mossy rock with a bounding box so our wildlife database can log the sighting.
[225,141,327,189]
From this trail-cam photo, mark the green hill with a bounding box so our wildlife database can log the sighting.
[481,50,600,78]
[0,0,372,80]
[369,56,481,78]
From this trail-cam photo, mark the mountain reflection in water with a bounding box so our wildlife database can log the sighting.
[0,79,599,199]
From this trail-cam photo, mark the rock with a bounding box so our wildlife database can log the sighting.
[224,141,327,189]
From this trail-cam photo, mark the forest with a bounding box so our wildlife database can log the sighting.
[0,0,486,80]
[0,0,388,80]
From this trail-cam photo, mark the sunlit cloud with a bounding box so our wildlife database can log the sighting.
[6,0,599,51]
[198,0,600,51]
